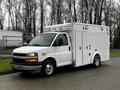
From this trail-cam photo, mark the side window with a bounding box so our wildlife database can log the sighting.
[53,34,68,46]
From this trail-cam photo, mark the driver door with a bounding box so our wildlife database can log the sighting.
[52,34,72,67]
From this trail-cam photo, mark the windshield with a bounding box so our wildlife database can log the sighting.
[29,33,56,46]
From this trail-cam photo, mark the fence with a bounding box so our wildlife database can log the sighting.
[0,39,5,56]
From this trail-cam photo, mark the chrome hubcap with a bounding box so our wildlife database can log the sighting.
[45,63,54,75]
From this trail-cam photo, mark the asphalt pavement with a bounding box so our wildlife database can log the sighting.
[0,58,120,90]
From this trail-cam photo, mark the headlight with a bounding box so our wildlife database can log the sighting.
[26,53,38,63]
[27,53,38,57]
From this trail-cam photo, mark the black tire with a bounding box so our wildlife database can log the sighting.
[12,68,19,72]
[93,55,101,67]
[41,60,56,76]
[21,71,30,75]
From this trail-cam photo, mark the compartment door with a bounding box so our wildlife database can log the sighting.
[75,26,83,67]
[83,31,91,65]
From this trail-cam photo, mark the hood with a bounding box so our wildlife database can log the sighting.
[13,46,49,53]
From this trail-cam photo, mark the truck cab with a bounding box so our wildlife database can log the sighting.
[11,32,72,76]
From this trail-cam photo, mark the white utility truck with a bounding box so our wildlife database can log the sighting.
[11,23,110,76]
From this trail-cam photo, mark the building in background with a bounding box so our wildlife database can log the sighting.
[0,30,22,47]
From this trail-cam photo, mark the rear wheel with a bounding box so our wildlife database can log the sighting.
[41,60,56,76]
[93,55,101,67]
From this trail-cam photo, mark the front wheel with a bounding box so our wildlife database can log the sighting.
[41,61,55,76]
[93,56,101,67]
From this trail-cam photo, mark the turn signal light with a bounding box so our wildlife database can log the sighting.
[25,59,37,63]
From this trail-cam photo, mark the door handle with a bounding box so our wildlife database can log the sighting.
[79,46,81,50]
[69,46,71,51]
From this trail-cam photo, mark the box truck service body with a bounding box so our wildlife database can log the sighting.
[11,23,110,76]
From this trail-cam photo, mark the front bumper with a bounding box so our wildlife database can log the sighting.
[11,63,42,71]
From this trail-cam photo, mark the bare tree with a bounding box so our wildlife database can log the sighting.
[47,0,57,25]
[72,0,77,22]
[22,0,37,42]
[6,0,15,30]
[0,0,5,30]
[92,0,105,25]
[32,0,37,36]
[56,0,63,24]
[47,0,63,25]
[65,0,72,23]
[40,0,44,33]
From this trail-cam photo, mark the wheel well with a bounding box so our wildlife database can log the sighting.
[94,54,101,60]
[43,57,57,67]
